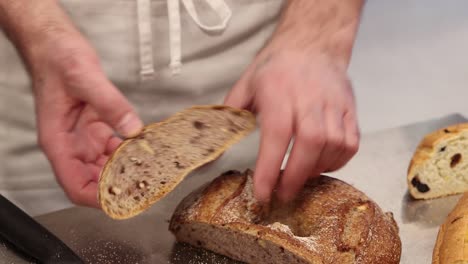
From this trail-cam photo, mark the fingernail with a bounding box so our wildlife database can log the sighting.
[118,113,143,138]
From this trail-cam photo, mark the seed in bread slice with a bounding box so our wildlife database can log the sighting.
[407,123,468,200]
[170,169,401,264]
[98,105,256,219]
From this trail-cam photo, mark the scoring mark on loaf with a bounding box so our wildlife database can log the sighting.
[451,216,463,224]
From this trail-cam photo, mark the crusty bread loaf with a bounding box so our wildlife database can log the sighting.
[432,192,468,264]
[407,123,468,200]
[98,105,256,219]
[169,169,401,264]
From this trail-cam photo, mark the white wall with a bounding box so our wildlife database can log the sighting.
[350,0,468,133]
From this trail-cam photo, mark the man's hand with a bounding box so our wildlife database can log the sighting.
[225,0,364,203]
[1,1,143,207]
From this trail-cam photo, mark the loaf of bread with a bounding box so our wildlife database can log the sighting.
[98,105,256,219]
[407,123,468,200]
[433,192,468,264]
[169,169,401,264]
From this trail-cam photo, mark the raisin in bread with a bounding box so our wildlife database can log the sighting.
[407,123,468,200]
[98,105,256,219]
[433,192,468,264]
[169,169,401,264]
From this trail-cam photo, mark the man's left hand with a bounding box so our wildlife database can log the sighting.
[225,49,360,203]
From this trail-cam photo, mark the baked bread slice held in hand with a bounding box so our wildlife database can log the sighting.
[433,192,468,264]
[170,170,401,264]
[407,123,468,200]
[98,105,256,219]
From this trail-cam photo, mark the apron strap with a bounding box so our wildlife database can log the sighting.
[137,0,156,81]
[168,0,232,75]
[167,0,183,74]
[181,0,232,31]
[137,0,232,79]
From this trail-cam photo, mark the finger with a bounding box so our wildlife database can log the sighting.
[79,181,100,209]
[253,108,293,203]
[93,155,109,183]
[66,66,143,138]
[90,161,104,183]
[224,70,254,109]
[95,154,109,168]
[327,110,360,171]
[314,107,346,173]
[105,136,123,155]
[52,156,100,208]
[277,106,326,202]
[75,110,122,157]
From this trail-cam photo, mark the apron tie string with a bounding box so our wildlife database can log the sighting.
[136,0,232,81]
[136,0,155,81]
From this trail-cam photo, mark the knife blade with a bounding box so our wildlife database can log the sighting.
[0,194,83,264]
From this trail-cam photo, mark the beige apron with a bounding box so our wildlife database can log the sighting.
[0,0,284,216]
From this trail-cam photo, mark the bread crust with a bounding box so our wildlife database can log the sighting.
[407,123,468,199]
[98,105,256,219]
[170,170,401,264]
[432,193,468,264]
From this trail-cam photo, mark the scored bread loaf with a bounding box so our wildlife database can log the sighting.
[407,123,468,200]
[169,169,401,264]
[432,192,468,264]
[98,105,256,219]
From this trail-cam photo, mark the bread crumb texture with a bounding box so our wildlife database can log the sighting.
[98,105,256,219]
[408,123,468,199]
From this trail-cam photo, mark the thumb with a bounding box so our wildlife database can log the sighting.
[73,71,143,138]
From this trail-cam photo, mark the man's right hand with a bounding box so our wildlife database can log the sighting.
[0,0,143,207]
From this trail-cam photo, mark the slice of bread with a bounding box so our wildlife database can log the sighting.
[98,105,256,219]
[432,192,468,264]
[169,169,401,264]
[407,123,468,200]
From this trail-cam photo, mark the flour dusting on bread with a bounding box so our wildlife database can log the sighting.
[268,222,318,252]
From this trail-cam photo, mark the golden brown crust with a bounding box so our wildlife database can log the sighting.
[408,123,468,175]
[170,170,401,264]
[98,105,256,219]
[432,193,468,264]
[407,123,468,199]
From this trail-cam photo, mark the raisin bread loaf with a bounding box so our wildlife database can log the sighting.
[98,105,256,219]
[169,169,401,264]
[433,192,468,264]
[407,123,468,199]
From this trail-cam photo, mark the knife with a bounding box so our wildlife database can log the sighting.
[0,194,83,264]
